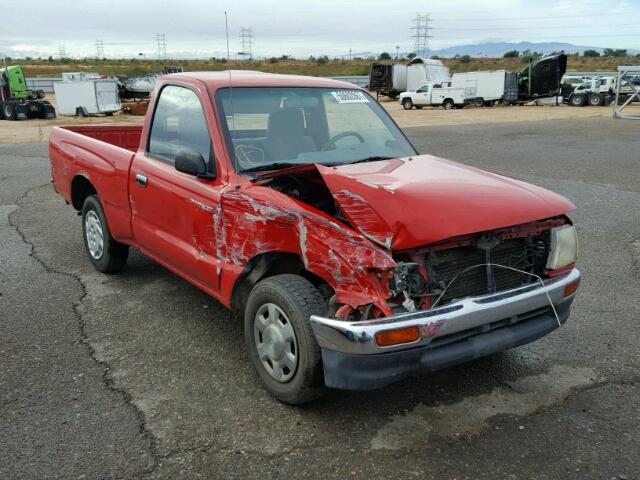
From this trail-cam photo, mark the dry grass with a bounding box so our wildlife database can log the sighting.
[18,56,638,78]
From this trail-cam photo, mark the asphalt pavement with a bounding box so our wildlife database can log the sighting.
[1,116,639,479]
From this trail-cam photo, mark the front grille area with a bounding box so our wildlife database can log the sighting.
[427,234,549,306]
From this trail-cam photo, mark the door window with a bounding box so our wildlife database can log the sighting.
[148,85,213,167]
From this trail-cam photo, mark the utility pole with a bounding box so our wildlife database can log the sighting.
[58,44,67,59]
[411,13,432,58]
[239,28,253,60]
[396,45,400,60]
[349,48,352,61]
[95,40,104,59]
[155,33,167,60]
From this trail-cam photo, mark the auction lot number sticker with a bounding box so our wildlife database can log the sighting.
[331,90,369,103]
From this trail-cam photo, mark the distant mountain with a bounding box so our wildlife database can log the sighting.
[431,41,639,57]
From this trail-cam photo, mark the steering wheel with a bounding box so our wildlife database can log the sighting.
[321,131,365,151]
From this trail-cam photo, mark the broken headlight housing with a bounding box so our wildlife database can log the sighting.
[545,225,578,270]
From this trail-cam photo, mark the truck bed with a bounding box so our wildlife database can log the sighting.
[59,125,143,152]
[49,124,141,244]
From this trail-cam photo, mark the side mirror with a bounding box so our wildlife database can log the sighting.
[175,148,208,177]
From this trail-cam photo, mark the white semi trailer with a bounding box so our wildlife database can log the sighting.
[369,57,449,98]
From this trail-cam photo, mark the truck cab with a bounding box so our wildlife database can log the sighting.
[0,65,56,120]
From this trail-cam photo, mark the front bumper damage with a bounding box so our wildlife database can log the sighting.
[310,268,580,390]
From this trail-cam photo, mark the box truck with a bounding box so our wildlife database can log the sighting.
[451,70,519,106]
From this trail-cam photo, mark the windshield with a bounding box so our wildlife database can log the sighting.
[215,87,417,174]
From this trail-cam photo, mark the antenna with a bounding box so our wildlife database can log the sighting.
[225,11,237,167]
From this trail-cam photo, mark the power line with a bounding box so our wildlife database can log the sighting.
[430,22,640,31]
[411,13,432,57]
[433,11,640,22]
[239,27,253,59]
[156,33,167,60]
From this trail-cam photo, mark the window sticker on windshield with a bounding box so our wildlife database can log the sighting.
[330,90,369,104]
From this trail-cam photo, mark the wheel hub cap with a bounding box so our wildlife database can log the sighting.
[254,303,298,383]
[85,210,104,260]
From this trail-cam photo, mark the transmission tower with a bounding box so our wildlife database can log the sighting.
[96,40,104,59]
[239,28,253,60]
[411,13,433,58]
[58,44,67,59]
[156,33,168,60]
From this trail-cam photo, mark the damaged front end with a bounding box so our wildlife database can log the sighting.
[243,161,581,391]
[309,218,581,390]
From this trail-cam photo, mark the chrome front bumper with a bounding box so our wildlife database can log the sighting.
[310,268,581,356]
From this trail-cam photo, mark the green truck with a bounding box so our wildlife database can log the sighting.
[0,64,56,120]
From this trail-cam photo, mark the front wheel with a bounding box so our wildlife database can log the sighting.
[402,98,413,110]
[81,194,129,273]
[245,274,327,404]
[570,93,585,107]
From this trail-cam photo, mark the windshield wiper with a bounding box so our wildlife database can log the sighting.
[240,162,301,173]
[345,156,394,165]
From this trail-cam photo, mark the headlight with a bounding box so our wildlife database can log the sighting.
[546,225,578,270]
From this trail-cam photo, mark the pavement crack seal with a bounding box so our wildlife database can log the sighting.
[7,185,161,477]
[631,240,640,278]
[370,365,598,451]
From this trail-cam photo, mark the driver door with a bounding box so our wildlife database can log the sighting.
[415,84,431,105]
[130,84,223,291]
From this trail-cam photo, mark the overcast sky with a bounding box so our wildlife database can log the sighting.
[1,0,639,58]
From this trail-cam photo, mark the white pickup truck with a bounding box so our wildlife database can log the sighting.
[399,82,466,110]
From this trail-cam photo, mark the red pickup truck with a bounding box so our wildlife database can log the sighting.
[50,72,580,404]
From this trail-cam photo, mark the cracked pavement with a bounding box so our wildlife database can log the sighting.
[1,117,639,479]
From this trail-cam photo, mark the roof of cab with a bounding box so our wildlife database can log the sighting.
[164,70,362,90]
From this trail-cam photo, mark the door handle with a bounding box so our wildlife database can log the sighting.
[135,173,148,187]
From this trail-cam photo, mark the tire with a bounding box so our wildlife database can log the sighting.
[589,94,602,106]
[2,102,15,120]
[442,99,454,110]
[244,274,327,404]
[81,195,129,273]
[570,93,585,107]
[402,98,413,110]
[36,90,46,100]
[415,105,423,109]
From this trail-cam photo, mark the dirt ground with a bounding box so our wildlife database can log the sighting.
[1,93,637,144]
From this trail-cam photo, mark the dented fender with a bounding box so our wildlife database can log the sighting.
[214,186,396,311]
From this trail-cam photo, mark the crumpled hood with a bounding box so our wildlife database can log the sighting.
[314,155,575,250]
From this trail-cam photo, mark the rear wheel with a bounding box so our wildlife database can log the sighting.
[443,99,454,110]
[81,195,129,273]
[589,94,602,106]
[402,98,413,110]
[244,274,327,404]
[415,105,423,109]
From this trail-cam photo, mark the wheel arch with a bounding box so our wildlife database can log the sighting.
[71,175,97,210]
[230,252,331,314]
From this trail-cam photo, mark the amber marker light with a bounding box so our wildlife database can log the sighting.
[563,280,580,298]
[375,326,421,348]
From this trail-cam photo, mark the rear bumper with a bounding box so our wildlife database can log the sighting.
[310,268,580,390]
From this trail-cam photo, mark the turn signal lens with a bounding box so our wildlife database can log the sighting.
[563,280,580,298]
[375,326,420,348]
